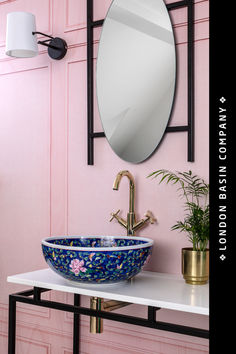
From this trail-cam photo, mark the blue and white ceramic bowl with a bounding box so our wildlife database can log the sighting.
[42,236,153,284]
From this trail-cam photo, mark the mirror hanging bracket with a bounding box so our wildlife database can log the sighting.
[87,0,194,165]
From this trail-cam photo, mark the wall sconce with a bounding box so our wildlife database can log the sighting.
[5,12,67,60]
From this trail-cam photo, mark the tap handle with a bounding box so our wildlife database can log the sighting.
[110,209,121,222]
[144,210,157,224]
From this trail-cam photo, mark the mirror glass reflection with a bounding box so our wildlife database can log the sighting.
[96,0,176,163]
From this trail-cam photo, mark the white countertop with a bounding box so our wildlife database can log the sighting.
[7,269,209,315]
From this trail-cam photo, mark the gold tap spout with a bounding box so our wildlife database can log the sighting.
[113,170,135,214]
[112,170,136,235]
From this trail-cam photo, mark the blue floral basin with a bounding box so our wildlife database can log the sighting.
[42,236,153,284]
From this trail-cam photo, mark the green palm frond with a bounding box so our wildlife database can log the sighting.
[147,169,209,251]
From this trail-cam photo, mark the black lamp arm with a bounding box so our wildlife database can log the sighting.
[32,32,61,51]
[32,31,67,60]
[32,31,54,39]
[37,40,60,51]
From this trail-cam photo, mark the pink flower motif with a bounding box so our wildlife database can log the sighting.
[69,259,87,275]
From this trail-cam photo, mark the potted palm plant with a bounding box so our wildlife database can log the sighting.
[148,169,209,285]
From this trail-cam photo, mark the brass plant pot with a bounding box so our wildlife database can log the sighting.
[182,248,209,285]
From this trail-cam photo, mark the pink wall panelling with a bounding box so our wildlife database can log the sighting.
[0,0,209,353]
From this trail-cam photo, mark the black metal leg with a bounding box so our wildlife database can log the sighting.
[73,294,80,354]
[8,295,16,354]
[148,306,160,323]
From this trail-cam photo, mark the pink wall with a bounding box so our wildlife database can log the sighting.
[0,0,209,353]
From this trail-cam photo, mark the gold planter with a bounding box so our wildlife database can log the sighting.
[182,248,209,285]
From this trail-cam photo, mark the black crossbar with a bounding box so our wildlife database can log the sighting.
[10,287,209,339]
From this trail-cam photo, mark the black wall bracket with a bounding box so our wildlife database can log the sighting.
[87,0,195,165]
[8,287,208,354]
[32,31,68,60]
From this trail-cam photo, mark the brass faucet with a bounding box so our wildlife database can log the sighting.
[110,170,156,235]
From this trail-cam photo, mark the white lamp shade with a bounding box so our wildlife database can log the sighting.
[6,12,38,58]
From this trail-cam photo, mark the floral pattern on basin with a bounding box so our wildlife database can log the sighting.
[69,259,87,275]
[42,236,153,284]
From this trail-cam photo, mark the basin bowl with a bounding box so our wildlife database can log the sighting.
[42,236,153,284]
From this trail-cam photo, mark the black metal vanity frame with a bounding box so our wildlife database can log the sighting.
[8,287,208,354]
[87,0,195,165]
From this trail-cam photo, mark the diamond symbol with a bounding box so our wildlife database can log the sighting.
[220,97,226,103]
[220,254,226,261]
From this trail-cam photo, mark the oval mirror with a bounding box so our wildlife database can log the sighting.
[96,0,176,163]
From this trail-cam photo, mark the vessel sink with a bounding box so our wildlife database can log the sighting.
[42,236,153,284]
